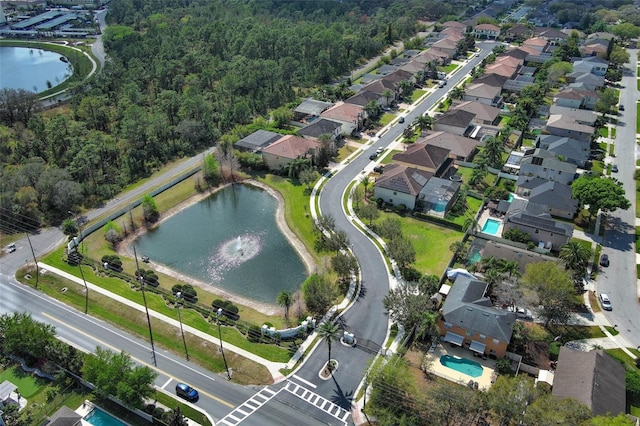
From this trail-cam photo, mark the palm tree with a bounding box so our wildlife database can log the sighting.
[413,114,433,133]
[450,86,465,100]
[317,321,341,370]
[481,136,505,168]
[463,216,479,235]
[276,291,293,324]
[415,311,439,342]
[382,89,395,107]
[361,175,371,198]
[559,241,592,274]
[500,260,521,281]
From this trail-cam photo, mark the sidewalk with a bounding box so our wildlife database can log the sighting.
[38,262,288,382]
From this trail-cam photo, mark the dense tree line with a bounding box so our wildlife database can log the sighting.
[0,0,457,233]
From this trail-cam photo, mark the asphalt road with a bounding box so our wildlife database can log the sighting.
[594,48,640,348]
[286,42,499,415]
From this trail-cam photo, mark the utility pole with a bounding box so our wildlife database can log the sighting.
[216,308,231,380]
[25,232,39,289]
[176,292,190,361]
[134,246,157,367]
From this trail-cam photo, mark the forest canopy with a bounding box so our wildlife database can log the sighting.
[1,0,450,232]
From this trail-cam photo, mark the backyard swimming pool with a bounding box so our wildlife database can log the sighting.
[440,355,483,378]
[481,218,501,235]
[84,407,128,426]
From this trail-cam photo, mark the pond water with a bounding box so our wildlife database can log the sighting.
[0,46,73,92]
[133,184,307,305]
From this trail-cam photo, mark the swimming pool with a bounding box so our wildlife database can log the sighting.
[468,247,482,264]
[508,193,514,202]
[84,407,128,426]
[440,355,483,377]
[481,218,501,235]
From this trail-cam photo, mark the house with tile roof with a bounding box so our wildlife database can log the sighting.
[433,109,476,136]
[464,83,503,107]
[417,131,479,162]
[472,73,509,88]
[442,21,467,30]
[438,275,517,358]
[548,106,597,126]
[485,62,518,79]
[392,143,454,176]
[523,36,549,52]
[534,27,568,44]
[441,26,465,37]
[546,114,595,141]
[431,37,459,58]
[553,88,600,110]
[502,199,574,250]
[515,177,579,219]
[504,24,532,41]
[450,100,501,126]
[413,48,450,66]
[501,45,540,61]
[345,90,382,108]
[234,130,283,152]
[580,41,608,58]
[261,135,320,171]
[519,148,578,185]
[535,134,589,167]
[320,101,365,136]
[473,23,500,39]
[373,165,433,210]
[552,347,625,416]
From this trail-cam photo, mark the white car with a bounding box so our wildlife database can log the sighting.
[599,293,612,311]
[376,147,384,154]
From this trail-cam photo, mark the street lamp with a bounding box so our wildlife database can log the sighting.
[134,246,157,367]
[68,211,88,314]
[216,308,231,380]
[176,292,189,361]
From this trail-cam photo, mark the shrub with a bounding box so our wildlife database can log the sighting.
[495,358,512,374]
[212,299,239,320]
[135,269,159,287]
[549,341,561,361]
[247,325,263,342]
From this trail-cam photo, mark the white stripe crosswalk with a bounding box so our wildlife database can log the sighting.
[283,380,350,424]
[218,387,279,425]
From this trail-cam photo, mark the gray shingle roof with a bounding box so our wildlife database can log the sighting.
[552,348,626,416]
[294,99,333,116]
[442,276,516,342]
[434,109,475,128]
[234,130,282,151]
[297,118,342,139]
[45,406,82,426]
[526,180,579,213]
[374,164,432,195]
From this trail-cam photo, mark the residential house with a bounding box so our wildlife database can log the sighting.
[441,21,467,31]
[580,40,609,57]
[43,406,82,426]
[502,74,536,92]
[382,69,415,86]
[523,36,549,52]
[358,79,398,106]
[431,38,459,59]
[502,199,574,250]
[587,31,615,41]
[392,143,454,176]
[234,130,282,152]
[441,26,465,37]
[553,88,600,110]
[0,381,18,410]
[320,101,365,136]
[515,177,579,218]
[297,118,342,140]
[504,24,532,41]
[413,48,450,67]
[418,131,479,162]
[548,106,597,126]
[519,148,577,185]
[345,90,382,108]
[373,164,433,210]
[500,45,539,62]
[463,83,503,107]
[261,135,319,171]
[293,99,333,122]
[565,71,605,91]
[433,109,476,136]
[536,134,589,167]
[471,73,509,89]
[552,348,626,416]
[546,114,594,141]
[485,62,518,79]
[473,23,500,39]
[417,177,461,217]
[534,27,568,44]
[572,56,609,76]
[438,275,517,358]
[450,100,501,126]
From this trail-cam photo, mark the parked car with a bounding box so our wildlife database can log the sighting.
[599,293,612,311]
[599,253,610,267]
[176,383,199,402]
[438,80,446,88]
[619,104,625,111]
[7,243,16,253]
[398,116,405,123]
[376,147,384,154]
[373,165,384,174]
[612,164,618,173]
[369,153,378,160]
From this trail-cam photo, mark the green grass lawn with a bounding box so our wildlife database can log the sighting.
[439,63,459,74]
[0,365,42,398]
[599,127,608,138]
[380,113,394,126]
[611,127,616,138]
[411,89,426,102]
[637,102,640,132]
[376,211,464,275]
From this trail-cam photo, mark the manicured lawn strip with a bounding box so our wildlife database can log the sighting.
[604,325,619,336]
[599,127,608,138]
[439,63,458,74]
[611,127,616,138]
[636,227,640,254]
[637,102,640,132]
[381,150,401,164]
[588,291,600,313]
[380,113,394,126]
[591,160,604,176]
[337,143,359,162]
[411,89,426,102]
[37,249,291,363]
[155,392,212,426]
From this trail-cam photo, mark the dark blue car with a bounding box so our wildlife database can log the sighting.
[176,383,199,402]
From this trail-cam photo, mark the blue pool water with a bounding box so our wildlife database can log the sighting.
[508,193,514,202]
[84,407,127,426]
[440,355,483,377]
[468,248,482,264]
[481,219,501,235]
